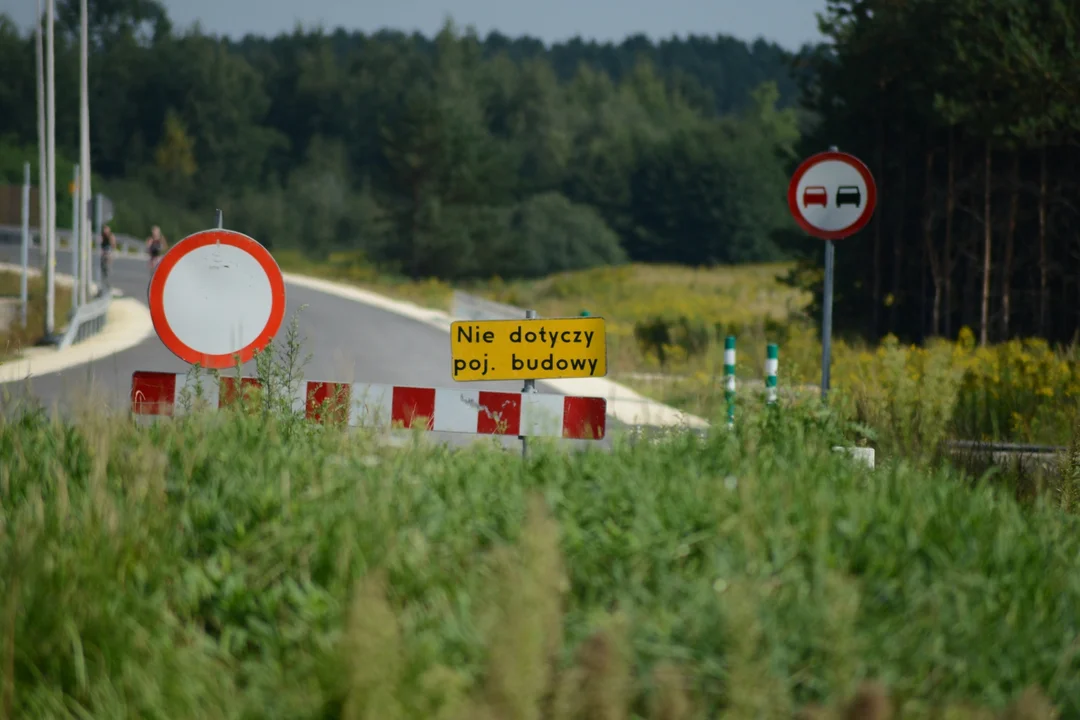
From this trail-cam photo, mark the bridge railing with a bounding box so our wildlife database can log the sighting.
[57,290,111,349]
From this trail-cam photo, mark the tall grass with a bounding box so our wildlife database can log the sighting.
[0,320,1075,718]
[627,326,1080,451]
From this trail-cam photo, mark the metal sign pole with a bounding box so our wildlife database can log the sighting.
[93,193,103,291]
[20,163,30,327]
[821,239,835,402]
[34,0,46,260]
[216,208,223,229]
[521,308,537,459]
[44,0,56,338]
[79,0,91,306]
[70,165,80,311]
[820,144,839,403]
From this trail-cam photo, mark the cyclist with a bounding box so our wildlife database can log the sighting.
[100,223,117,290]
[146,225,168,273]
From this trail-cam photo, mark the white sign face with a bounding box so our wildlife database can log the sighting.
[794,159,870,233]
[161,243,273,356]
[148,228,286,369]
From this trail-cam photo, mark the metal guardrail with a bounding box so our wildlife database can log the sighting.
[945,440,1068,454]
[57,290,112,349]
[614,431,1068,452]
[0,223,131,349]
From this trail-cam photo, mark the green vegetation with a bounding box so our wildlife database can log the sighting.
[0,269,73,360]
[4,1,1077,349]
[1,321,1077,718]
[2,3,1079,714]
[2,1,1078,349]
[0,3,802,285]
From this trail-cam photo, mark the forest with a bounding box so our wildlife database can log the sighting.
[1,0,1079,345]
[787,0,1080,347]
[0,1,804,279]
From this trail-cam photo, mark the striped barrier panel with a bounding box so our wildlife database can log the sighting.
[130,371,607,440]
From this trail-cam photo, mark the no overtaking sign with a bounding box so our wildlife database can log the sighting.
[787,150,877,240]
[786,147,877,401]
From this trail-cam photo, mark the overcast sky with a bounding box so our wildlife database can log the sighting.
[0,0,827,49]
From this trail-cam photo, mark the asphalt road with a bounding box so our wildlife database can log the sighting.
[0,245,625,451]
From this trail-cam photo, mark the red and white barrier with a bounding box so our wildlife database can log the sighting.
[130,371,607,440]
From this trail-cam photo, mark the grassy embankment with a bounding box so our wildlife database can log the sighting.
[0,269,74,361]
[273,251,1080,448]
[1,323,1077,718]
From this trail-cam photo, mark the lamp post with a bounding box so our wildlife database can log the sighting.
[44,0,57,339]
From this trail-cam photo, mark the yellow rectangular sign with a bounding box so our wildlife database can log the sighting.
[450,317,607,381]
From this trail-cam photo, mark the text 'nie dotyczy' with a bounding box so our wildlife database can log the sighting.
[449,318,607,382]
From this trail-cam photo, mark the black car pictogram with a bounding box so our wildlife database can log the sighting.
[836,185,861,208]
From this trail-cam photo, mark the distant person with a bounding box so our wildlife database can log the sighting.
[146,225,168,273]
[100,223,117,290]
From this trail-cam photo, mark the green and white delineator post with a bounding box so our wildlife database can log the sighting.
[724,335,736,427]
[765,343,778,406]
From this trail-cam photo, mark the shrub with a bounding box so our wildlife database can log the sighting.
[949,328,1080,444]
[624,320,1080,449]
[831,335,967,461]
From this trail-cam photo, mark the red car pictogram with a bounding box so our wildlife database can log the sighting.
[802,186,827,208]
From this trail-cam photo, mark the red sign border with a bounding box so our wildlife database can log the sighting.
[787,150,877,240]
[148,228,286,370]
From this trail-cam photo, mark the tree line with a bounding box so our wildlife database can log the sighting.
[0,1,803,282]
[3,0,1080,345]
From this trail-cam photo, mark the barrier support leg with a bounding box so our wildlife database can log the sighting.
[521,308,537,459]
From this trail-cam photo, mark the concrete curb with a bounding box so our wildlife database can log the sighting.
[281,272,710,430]
[0,265,155,383]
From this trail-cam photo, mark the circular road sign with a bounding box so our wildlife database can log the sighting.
[787,150,877,240]
[148,228,286,369]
